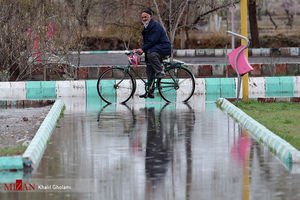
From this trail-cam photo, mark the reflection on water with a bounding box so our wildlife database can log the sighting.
[1,98,300,200]
[145,107,171,183]
[143,104,195,200]
[95,103,195,200]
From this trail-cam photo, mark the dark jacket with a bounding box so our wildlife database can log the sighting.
[142,19,172,56]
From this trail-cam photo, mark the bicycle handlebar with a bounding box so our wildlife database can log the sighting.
[125,50,133,56]
[125,50,141,56]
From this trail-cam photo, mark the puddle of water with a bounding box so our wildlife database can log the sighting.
[1,96,300,200]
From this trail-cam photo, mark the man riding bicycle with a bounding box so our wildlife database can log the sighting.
[135,9,172,99]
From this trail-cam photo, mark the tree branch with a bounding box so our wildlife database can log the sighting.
[153,0,167,32]
[193,0,240,25]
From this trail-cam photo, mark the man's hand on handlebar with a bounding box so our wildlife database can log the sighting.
[134,48,143,55]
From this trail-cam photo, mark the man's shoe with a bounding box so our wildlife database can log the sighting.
[147,93,154,98]
[155,71,165,79]
[139,93,155,98]
[139,93,148,98]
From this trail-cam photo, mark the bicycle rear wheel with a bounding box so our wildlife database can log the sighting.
[97,67,136,104]
[158,66,195,102]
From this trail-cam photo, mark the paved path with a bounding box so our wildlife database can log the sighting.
[67,53,300,66]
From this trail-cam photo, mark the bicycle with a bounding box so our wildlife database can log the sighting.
[96,51,195,104]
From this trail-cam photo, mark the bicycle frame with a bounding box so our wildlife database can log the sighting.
[114,62,180,93]
[97,55,196,104]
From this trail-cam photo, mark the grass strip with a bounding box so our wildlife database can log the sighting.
[236,101,300,150]
[0,144,28,156]
[57,105,66,123]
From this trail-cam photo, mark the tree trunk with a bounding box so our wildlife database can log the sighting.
[185,27,190,49]
[180,28,186,49]
[248,0,259,47]
[285,9,294,29]
[184,3,190,49]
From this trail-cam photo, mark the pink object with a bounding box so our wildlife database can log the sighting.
[46,23,56,39]
[230,134,252,164]
[128,53,141,67]
[228,45,253,75]
[33,34,41,63]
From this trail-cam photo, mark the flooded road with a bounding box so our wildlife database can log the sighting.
[2,97,300,200]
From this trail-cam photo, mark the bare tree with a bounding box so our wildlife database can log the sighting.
[0,1,40,81]
[264,0,299,30]
[64,0,101,79]
[153,0,237,50]
[249,0,260,47]
[265,10,278,30]
[280,0,298,29]
[0,0,80,81]
[153,0,189,61]
[95,0,236,52]
[153,0,189,44]
[191,0,238,26]
[96,0,146,49]
[65,0,98,29]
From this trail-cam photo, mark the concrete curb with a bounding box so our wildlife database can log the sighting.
[22,99,65,168]
[0,100,55,108]
[0,156,23,170]
[0,100,64,171]
[0,77,300,102]
[216,98,300,166]
[70,50,127,54]
[174,47,300,57]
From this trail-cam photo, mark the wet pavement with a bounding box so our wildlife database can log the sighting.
[1,97,300,199]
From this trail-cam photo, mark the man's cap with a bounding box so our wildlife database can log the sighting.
[142,9,153,16]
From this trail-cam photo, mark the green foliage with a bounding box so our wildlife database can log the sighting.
[0,70,9,81]
[215,100,224,110]
[238,101,300,150]
[57,105,66,123]
[0,144,28,156]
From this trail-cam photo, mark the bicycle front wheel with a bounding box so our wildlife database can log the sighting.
[158,66,195,102]
[97,67,136,104]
